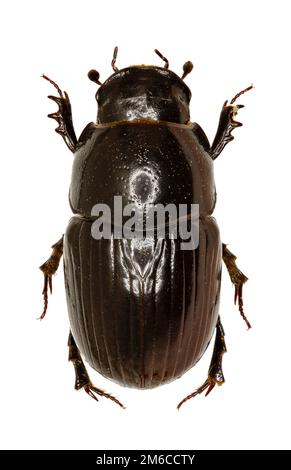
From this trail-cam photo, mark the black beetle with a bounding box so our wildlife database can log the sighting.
[40,48,252,409]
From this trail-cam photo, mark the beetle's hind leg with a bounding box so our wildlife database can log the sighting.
[222,243,251,329]
[177,317,226,410]
[38,236,64,320]
[68,332,125,409]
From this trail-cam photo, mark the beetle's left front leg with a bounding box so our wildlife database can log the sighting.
[39,236,64,320]
[177,317,226,410]
[42,75,77,153]
[210,85,253,160]
[68,331,125,409]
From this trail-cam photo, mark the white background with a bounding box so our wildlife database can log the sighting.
[0,0,290,450]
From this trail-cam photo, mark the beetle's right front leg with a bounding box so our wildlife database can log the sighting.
[42,75,77,153]
[68,331,125,409]
[210,85,253,160]
[39,236,64,320]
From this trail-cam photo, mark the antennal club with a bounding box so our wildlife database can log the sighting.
[111,46,119,72]
[87,69,102,85]
[181,61,193,80]
[154,49,169,69]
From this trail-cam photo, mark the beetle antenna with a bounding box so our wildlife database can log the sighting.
[88,69,102,85]
[230,84,254,104]
[111,46,119,72]
[154,49,169,69]
[181,61,194,80]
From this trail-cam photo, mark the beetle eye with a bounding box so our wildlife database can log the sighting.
[181,61,193,80]
[88,69,102,85]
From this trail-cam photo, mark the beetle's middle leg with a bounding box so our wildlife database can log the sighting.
[177,316,226,410]
[39,236,64,320]
[68,331,125,409]
[222,243,251,329]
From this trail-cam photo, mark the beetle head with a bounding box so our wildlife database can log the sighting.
[88,48,193,125]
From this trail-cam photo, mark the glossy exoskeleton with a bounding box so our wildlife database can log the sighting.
[40,48,252,409]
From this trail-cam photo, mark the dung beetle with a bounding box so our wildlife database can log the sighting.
[39,47,252,409]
